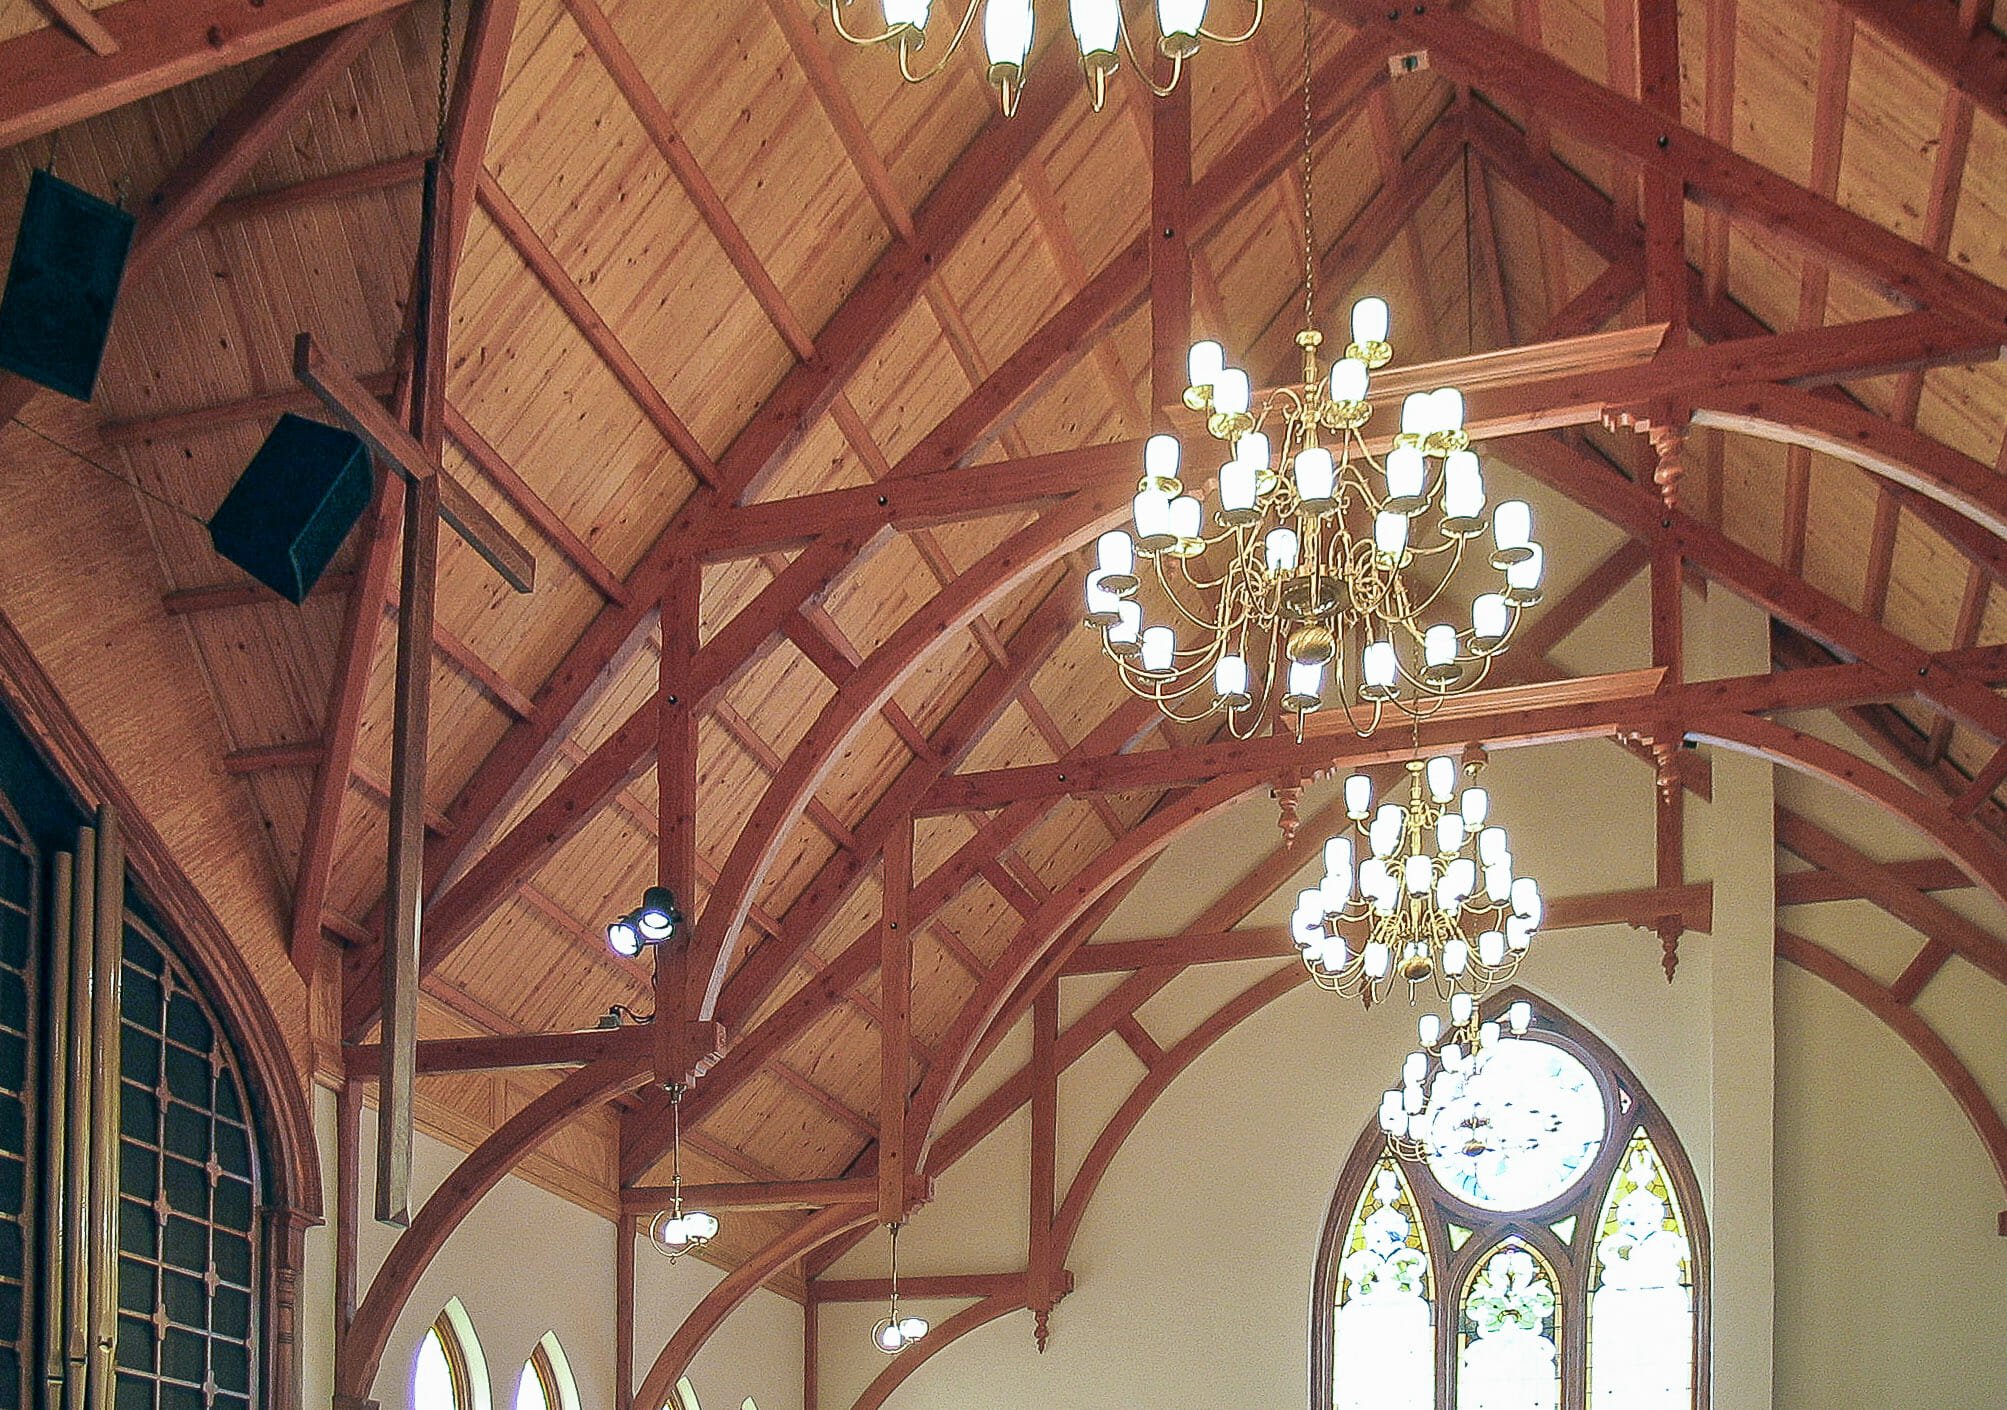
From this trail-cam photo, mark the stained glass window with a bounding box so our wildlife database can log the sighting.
[1332,1161,1433,1410]
[1457,1244,1559,1410]
[1316,1009,1707,1410]
[1588,1135,1694,1410]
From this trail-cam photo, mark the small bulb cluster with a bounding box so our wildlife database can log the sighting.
[1289,757,1543,1005]
[606,885,682,958]
[1380,999,1535,1153]
[1085,296,1545,741]
[649,1206,720,1258]
[838,0,1256,117]
[870,1222,930,1353]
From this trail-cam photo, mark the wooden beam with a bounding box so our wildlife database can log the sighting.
[0,0,410,150]
[374,468,436,1228]
[33,0,120,55]
[1028,985,1058,1334]
[203,153,427,228]
[1831,0,2007,133]
[1328,2,2007,328]
[129,14,398,274]
[97,372,397,446]
[879,819,912,1225]
[1061,883,1715,974]
[346,1024,647,1075]
[1775,808,2007,986]
[293,334,535,592]
[918,660,1905,812]
[620,1176,910,1214]
[1775,855,1972,903]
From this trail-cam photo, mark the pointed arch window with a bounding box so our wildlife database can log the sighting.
[517,1333,577,1410]
[414,1301,488,1410]
[1315,1000,1707,1410]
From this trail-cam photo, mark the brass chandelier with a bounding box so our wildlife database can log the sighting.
[1082,12,1542,740]
[1380,997,1535,1159]
[1289,754,1544,1007]
[826,0,1260,113]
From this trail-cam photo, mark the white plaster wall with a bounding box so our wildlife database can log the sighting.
[297,1088,803,1410]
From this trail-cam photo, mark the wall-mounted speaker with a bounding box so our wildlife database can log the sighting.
[208,414,373,605]
[0,169,134,402]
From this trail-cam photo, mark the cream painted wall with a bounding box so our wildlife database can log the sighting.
[298,1086,804,1410]
[809,586,2006,1410]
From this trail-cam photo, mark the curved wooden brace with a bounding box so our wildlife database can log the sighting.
[1052,964,1306,1261]
[690,486,1133,1018]
[338,1055,650,1400]
[0,612,325,1218]
[846,1292,1025,1410]
[1776,928,2007,1193]
[1691,383,2007,539]
[632,1203,874,1410]
[910,776,1256,1166]
[1690,713,2007,918]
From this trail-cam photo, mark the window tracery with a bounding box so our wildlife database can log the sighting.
[1315,1002,1707,1410]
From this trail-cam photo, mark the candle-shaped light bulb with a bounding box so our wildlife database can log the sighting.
[1140,625,1175,673]
[1144,432,1181,482]
[1187,339,1224,389]
[1213,368,1250,416]
[1345,774,1372,819]
[1329,357,1369,404]
[1265,527,1300,573]
[1351,296,1390,346]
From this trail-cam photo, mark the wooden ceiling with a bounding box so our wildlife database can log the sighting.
[4,0,2007,1392]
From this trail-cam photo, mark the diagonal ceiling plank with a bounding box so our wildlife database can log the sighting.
[0,0,411,150]
[359,31,1407,1036]
[1326,0,2007,327]
[1831,0,2007,133]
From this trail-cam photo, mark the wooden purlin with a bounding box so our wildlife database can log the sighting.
[347,23,1402,1030]
[403,54,1092,928]
[1320,0,2007,327]
[0,0,412,149]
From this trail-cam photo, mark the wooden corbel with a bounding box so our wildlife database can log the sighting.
[1604,397,1690,510]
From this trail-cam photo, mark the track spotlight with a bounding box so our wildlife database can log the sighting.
[637,884,681,940]
[606,913,642,958]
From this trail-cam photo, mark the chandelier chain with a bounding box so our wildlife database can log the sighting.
[1300,0,1316,333]
[436,0,453,158]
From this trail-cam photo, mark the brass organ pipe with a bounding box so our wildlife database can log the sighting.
[40,852,72,1410]
[62,828,94,1410]
[88,805,123,1407]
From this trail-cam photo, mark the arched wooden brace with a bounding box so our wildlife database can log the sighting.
[0,616,327,1221]
[1776,929,2007,1195]
[909,775,1256,1167]
[846,1292,1025,1410]
[337,1055,651,1403]
[688,485,1133,1020]
[1690,713,2007,914]
[1690,384,2007,540]
[631,1203,874,1410]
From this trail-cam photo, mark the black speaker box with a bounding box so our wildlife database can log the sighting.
[0,169,134,402]
[208,414,373,605]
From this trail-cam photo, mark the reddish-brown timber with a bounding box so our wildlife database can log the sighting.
[344,1025,646,1076]
[1324,0,2007,328]
[1777,930,2007,1194]
[1830,0,2007,133]
[0,0,412,149]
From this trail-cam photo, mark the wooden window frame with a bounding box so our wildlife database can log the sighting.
[1310,989,1711,1410]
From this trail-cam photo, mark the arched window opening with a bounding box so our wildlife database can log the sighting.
[1315,999,1708,1410]
[414,1301,489,1410]
[1333,1160,1433,1410]
[517,1333,576,1410]
[414,1320,467,1410]
[1458,1243,1560,1410]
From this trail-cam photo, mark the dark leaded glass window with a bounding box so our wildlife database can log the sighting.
[114,919,260,1410]
[0,795,35,1409]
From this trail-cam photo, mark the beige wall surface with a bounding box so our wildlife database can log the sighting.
[300,1086,805,1410]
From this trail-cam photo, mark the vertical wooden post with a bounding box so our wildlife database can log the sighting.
[877,819,912,1227]
[1651,524,1686,979]
[615,1215,635,1410]
[1150,77,1192,416]
[87,806,122,1408]
[378,470,438,1227]
[803,1289,819,1410]
[1637,0,1687,342]
[656,557,701,1087]
[334,1079,362,1359]
[378,153,454,1227]
[1028,984,1057,1350]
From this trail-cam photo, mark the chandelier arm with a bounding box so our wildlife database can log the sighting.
[893,0,982,83]
[1198,0,1265,44]
[1117,20,1188,99]
[826,0,911,47]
